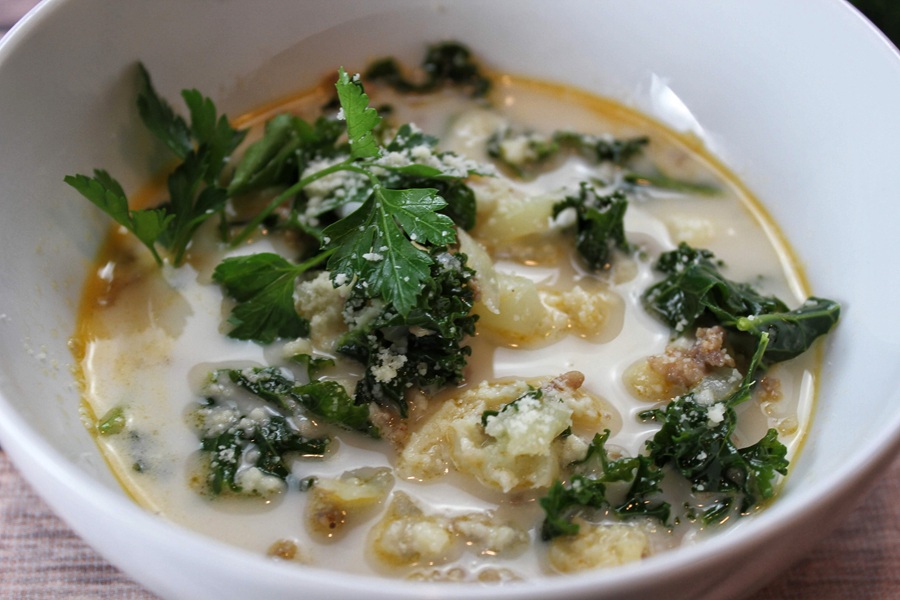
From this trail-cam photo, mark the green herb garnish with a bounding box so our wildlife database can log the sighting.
[539,430,669,540]
[641,333,789,522]
[365,41,491,98]
[643,242,840,364]
[553,183,629,272]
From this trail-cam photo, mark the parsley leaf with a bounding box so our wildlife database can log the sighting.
[539,430,669,540]
[336,67,382,160]
[136,64,193,158]
[322,186,456,318]
[212,252,331,344]
[336,247,477,416]
[69,64,246,266]
[63,170,172,265]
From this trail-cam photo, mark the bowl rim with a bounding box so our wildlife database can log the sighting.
[1,0,900,597]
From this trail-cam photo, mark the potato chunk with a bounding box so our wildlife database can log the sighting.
[475,272,567,345]
[398,373,614,493]
[547,521,649,573]
[541,284,622,339]
[474,188,560,247]
[368,491,459,568]
[305,467,394,539]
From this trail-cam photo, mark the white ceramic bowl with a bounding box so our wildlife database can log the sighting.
[1,1,899,598]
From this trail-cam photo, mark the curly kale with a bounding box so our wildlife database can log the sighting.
[222,367,374,435]
[643,242,841,365]
[552,182,630,272]
[336,247,477,417]
[365,41,491,98]
[197,366,374,496]
[641,333,789,522]
[539,430,669,540]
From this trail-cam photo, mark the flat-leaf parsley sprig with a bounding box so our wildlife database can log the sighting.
[215,67,487,342]
[66,65,246,267]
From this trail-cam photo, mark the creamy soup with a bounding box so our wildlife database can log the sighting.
[69,46,836,582]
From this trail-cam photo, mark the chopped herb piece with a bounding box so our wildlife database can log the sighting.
[643,243,840,365]
[481,387,543,428]
[366,41,491,97]
[97,406,127,436]
[641,334,789,520]
[553,183,629,271]
[539,430,669,540]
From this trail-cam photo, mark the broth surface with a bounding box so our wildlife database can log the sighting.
[72,73,817,580]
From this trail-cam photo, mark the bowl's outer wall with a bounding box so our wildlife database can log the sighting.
[1,1,899,599]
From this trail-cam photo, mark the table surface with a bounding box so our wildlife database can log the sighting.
[1,3,899,599]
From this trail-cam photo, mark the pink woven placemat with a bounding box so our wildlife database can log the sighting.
[1,450,897,599]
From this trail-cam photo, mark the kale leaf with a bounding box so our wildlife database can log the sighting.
[641,333,789,520]
[365,41,491,98]
[735,297,842,365]
[223,367,374,435]
[554,131,649,165]
[200,412,329,496]
[643,243,840,365]
[336,247,477,417]
[553,183,629,271]
[539,430,669,540]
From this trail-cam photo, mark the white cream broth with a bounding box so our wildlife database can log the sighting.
[73,75,817,580]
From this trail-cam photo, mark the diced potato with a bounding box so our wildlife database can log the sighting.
[441,108,508,164]
[368,492,459,568]
[450,512,529,556]
[457,228,500,314]
[267,538,314,564]
[540,284,623,339]
[474,191,560,248]
[475,272,567,345]
[406,566,522,583]
[547,521,649,573]
[622,359,674,403]
[306,467,394,539]
[398,374,614,493]
[664,213,716,246]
